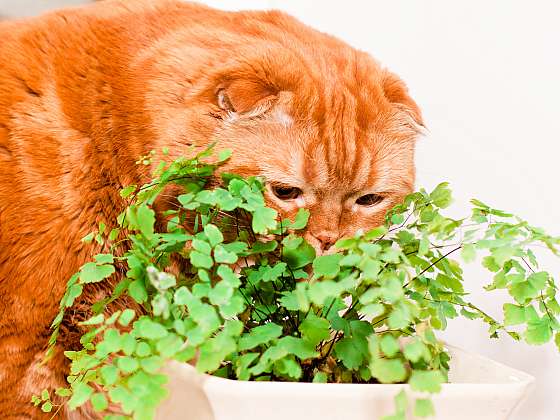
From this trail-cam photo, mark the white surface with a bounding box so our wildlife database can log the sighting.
[3,1,559,419]
[159,345,535,420]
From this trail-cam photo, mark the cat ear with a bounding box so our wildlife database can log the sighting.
[382,72,424,131]
[216,79,278,116]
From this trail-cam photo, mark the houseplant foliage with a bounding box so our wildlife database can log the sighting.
[37,148,560,419]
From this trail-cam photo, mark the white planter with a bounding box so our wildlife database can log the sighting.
[157,345,534,420]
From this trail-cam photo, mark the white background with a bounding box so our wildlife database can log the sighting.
[2,1,559,419]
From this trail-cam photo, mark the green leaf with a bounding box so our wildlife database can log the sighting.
[418,237,430,256]
[380,334,400,357]
[41,389,49,400]
[470,198,490,209]
[217,265,240,287]
[65,283,83,307]
[409,370,445,393]
[313,372,328,383]
[260,263,287,283]
[94,253,114,264]
[68,382,93,410]
[190,250,213,269]
[277,357,303,380]
[391,214,405,225]
[81,232,94,243]
[204,224,224,246]
[289,208,310,230]
[277,336,318,360]
[109,228,120,241]
[91,393,109,412]
[120,333,136,355]
[208,281,233,305]
[430,182,452,208]
[299,313,331,346]
[503,304,525,326]
[361,303,385,318]
[461,307,481,320]
[403,339,429,363]
[283,240,316,269]
[81,313,104,325]
[55,388,72,397]
[120,185,136,198]
[308,281,343,305]
[135,342,152,358]
[192,239,211,255]
[492,246,515,266]
[118,309,136,327]
[414,398,435,417]
[136,204,155,237]
[527,272,548,291]
[364,226,387,241]
[525,318,553,345]
[234,353,259,380]
[388,304,411,329]
[218,148,232,162]
[370,358,407,383]
[335,237,358,250]
[134,318,168,340]
[100,365,118,386]
[41,401,53,413]
[129,280,148,304]
[250,240,278,254]
[461,243,476,263]
[239,324,283,351]
[214,245,238,264]
[334,338,365,370]
[482,256,501,272]
[312,254,343,278]
[252,207,278,234]
[117,356,139,374]
[178,193,195,207]
[339,253,361,267]
[279,288,309,312]
[197,332,237,372]
[79,262,115,284]
[509,281,539,304]
[173,286,192,305]
[140,356,164,373]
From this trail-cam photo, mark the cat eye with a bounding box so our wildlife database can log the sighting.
[356,193,384,206]
[271,184,303,200]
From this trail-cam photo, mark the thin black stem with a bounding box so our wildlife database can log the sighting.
[404,245,462,288]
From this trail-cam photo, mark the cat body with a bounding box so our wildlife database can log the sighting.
[0,1,422,417]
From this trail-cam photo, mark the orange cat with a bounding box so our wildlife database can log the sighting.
[0,0,423,417]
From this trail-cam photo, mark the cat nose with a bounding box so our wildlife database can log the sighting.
[312,231,338,252]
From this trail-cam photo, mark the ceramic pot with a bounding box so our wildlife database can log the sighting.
[157,344,534,420]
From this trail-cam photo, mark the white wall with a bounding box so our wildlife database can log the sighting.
[2,1,559,419]
[0,0,88,17]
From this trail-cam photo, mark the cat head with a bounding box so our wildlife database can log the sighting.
[133,8,423,254]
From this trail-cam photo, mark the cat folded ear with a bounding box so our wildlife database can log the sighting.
[382,71,424,132]
[216,79,278,117]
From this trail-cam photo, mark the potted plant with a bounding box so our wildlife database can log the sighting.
[35,148,559,420]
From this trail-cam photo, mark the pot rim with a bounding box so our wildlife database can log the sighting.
[167,343,535,389]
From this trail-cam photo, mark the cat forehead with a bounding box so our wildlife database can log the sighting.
[254,115,413,194]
